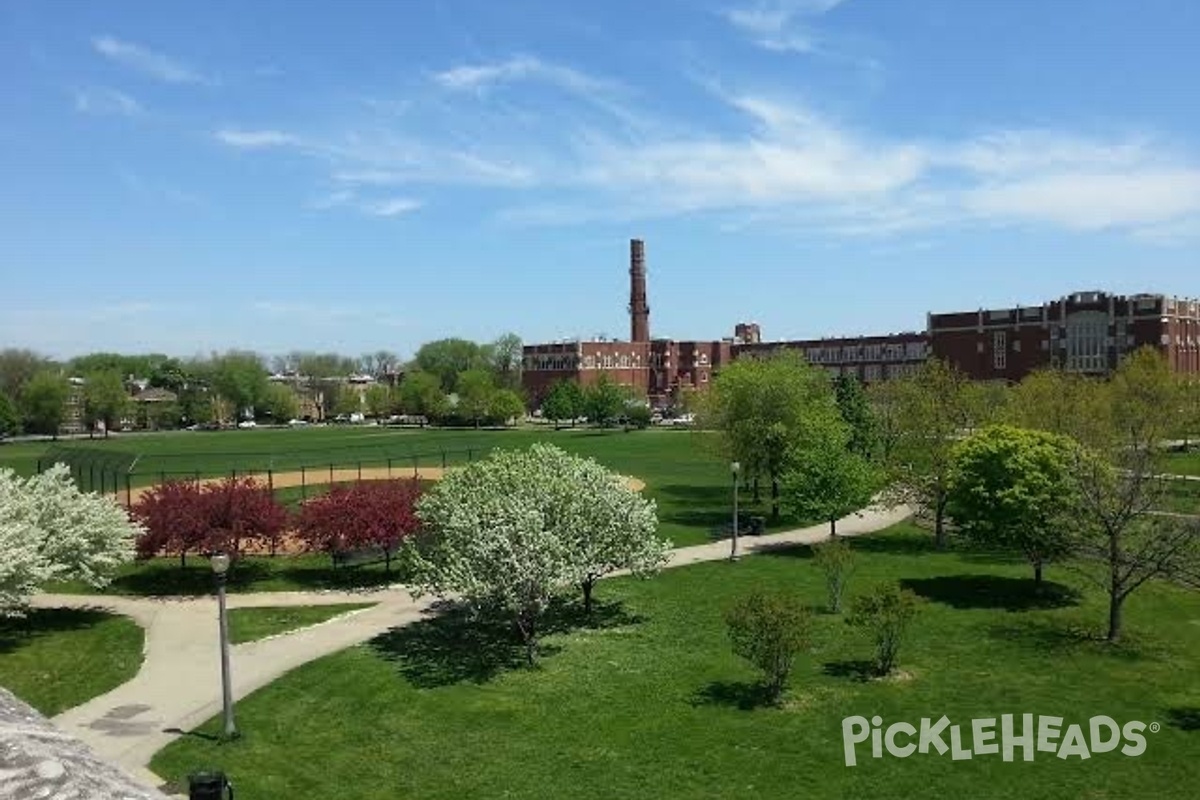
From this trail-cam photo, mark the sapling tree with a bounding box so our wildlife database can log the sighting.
[725,591,812,703]
[847,582,920,676]
[812,537,856,613]
[1,465,138,615]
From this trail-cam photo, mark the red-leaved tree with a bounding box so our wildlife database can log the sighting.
[132,477,287,565]
[295,479,422,574]
[131,480,210,567]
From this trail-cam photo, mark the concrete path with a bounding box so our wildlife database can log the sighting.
[32,502,911,789]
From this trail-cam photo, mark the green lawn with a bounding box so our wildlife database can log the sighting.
[46,552,408,596]
[151,523,1200,799]
[21,426,797,549]
[1158,478,1200,515]
[0,608,144,715]
[229,604,376,644]
[1163,449,1200,477]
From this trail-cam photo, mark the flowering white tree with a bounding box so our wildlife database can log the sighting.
[0,465,139,616]
[412,444,665,662]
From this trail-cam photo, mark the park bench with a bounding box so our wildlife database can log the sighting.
[331,545,392,569]
[710,515,766,540]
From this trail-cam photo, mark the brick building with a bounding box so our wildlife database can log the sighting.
[929,290,1200,380]
[521,240,1198,408]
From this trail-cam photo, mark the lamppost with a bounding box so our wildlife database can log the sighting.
[730,461,741,561]
[210,553,237,740]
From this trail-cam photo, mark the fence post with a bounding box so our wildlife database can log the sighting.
[125,474,132,507]
[358,462,362,482]
[194,470,201,486]
[387,458,392,478]
[268,468,274,492]
[413,455,418,479]
[468,449,473,462]
[329,463,334,485]
[89,465,96,492]
[301,466,307,501]
[36,459,42,474]
[160,470,166,487]
[441,451,446,470]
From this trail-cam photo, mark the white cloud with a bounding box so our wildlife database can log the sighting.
[74,87,141,116]
[724,0,847,53]
[963,170,1200,231]
[214,128,300,148]
[365,197,423,217]
[434,56,609,95]
[91,35,210,85]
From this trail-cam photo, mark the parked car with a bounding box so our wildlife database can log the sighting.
[287,418,308,427]
[237,420,257,429]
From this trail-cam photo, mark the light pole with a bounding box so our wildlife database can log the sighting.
[730,461,741,561]
[210,553,238,741]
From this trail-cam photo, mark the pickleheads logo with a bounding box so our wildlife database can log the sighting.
[842,714,1157,767]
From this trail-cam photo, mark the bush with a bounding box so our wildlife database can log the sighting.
[725,591,812,702]
[812,538,856,613]
[626,404,652,430]
[847,582,919,676]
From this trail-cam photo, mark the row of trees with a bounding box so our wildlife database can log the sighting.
[0,334,525,437]
[701,347,1199,643]
[540,375,652,429]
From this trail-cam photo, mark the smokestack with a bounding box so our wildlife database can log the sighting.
[629,238,650,342]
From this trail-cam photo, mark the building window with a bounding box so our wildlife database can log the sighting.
[700,371,708,383]
[1065,311,1108,372]
[993,331,1007,370]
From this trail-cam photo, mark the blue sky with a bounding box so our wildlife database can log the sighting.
[2,0,1198,359]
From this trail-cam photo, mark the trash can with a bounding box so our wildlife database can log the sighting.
[189,771,234,799]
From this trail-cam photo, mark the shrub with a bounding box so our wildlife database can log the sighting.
[812,537,856,613]
[847,582,919,676]
[725,591,812,702]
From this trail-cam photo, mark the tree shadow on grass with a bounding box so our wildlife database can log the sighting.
[104,559,274,597]
[273,562,406,592]
[848,532,940,557]
[986,619,1153,662]
[901,575,1080,612]
[691,680,778,710]
[367,597,644,689]
[0,608,111,654]
[822,659,876,683]
[1167,707,1200,732]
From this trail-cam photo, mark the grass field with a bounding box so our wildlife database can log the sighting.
[1163,449,1200,477]
[0,608,144,715]
[4,426,795,548]
[228,604,376,644]
[150,523,1200,800]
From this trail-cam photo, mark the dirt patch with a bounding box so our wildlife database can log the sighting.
[125,467,645,504]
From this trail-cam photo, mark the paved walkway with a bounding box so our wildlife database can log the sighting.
[33,502,911,789]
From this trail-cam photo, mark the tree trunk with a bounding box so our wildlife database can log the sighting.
[1033,559,1043,589]
[180,551,187,570]
[934,496,948,551]
[1107,593,1123,643]
[753,476,760,503]
[771,476,779,520]
[384,550,392,577]
[829,518,837,538]
[582,578,595,616]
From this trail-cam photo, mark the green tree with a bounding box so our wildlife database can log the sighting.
[699,352,837,519]
[262,383,301,421]
[884,359,979,549]
[725,592,812,703]
[1005,369,1111,451]
[333,387,363,417]
[413,338,490,393]
[626,403,653,429]
[847,583,920,676]
[149,357,193,393]
[397,370,447,426]
[0,349,50,399]
[1174,375,1200,450]
[20,371,69,438]
[780,421,878,536]
[364,384,392,419]
[542,380,583,429]
[211,351,269,419]
[456,369,495,428]
[0,392,19,437]
[947,425,1080,588]
[82,370,130,438]
[1069,348,1200,642]
[489,332,524,391]
[834,374,877,458]
[582,375,626,427]
[487,389,525,426]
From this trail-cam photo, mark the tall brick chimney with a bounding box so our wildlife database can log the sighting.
[629,238,650,342]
